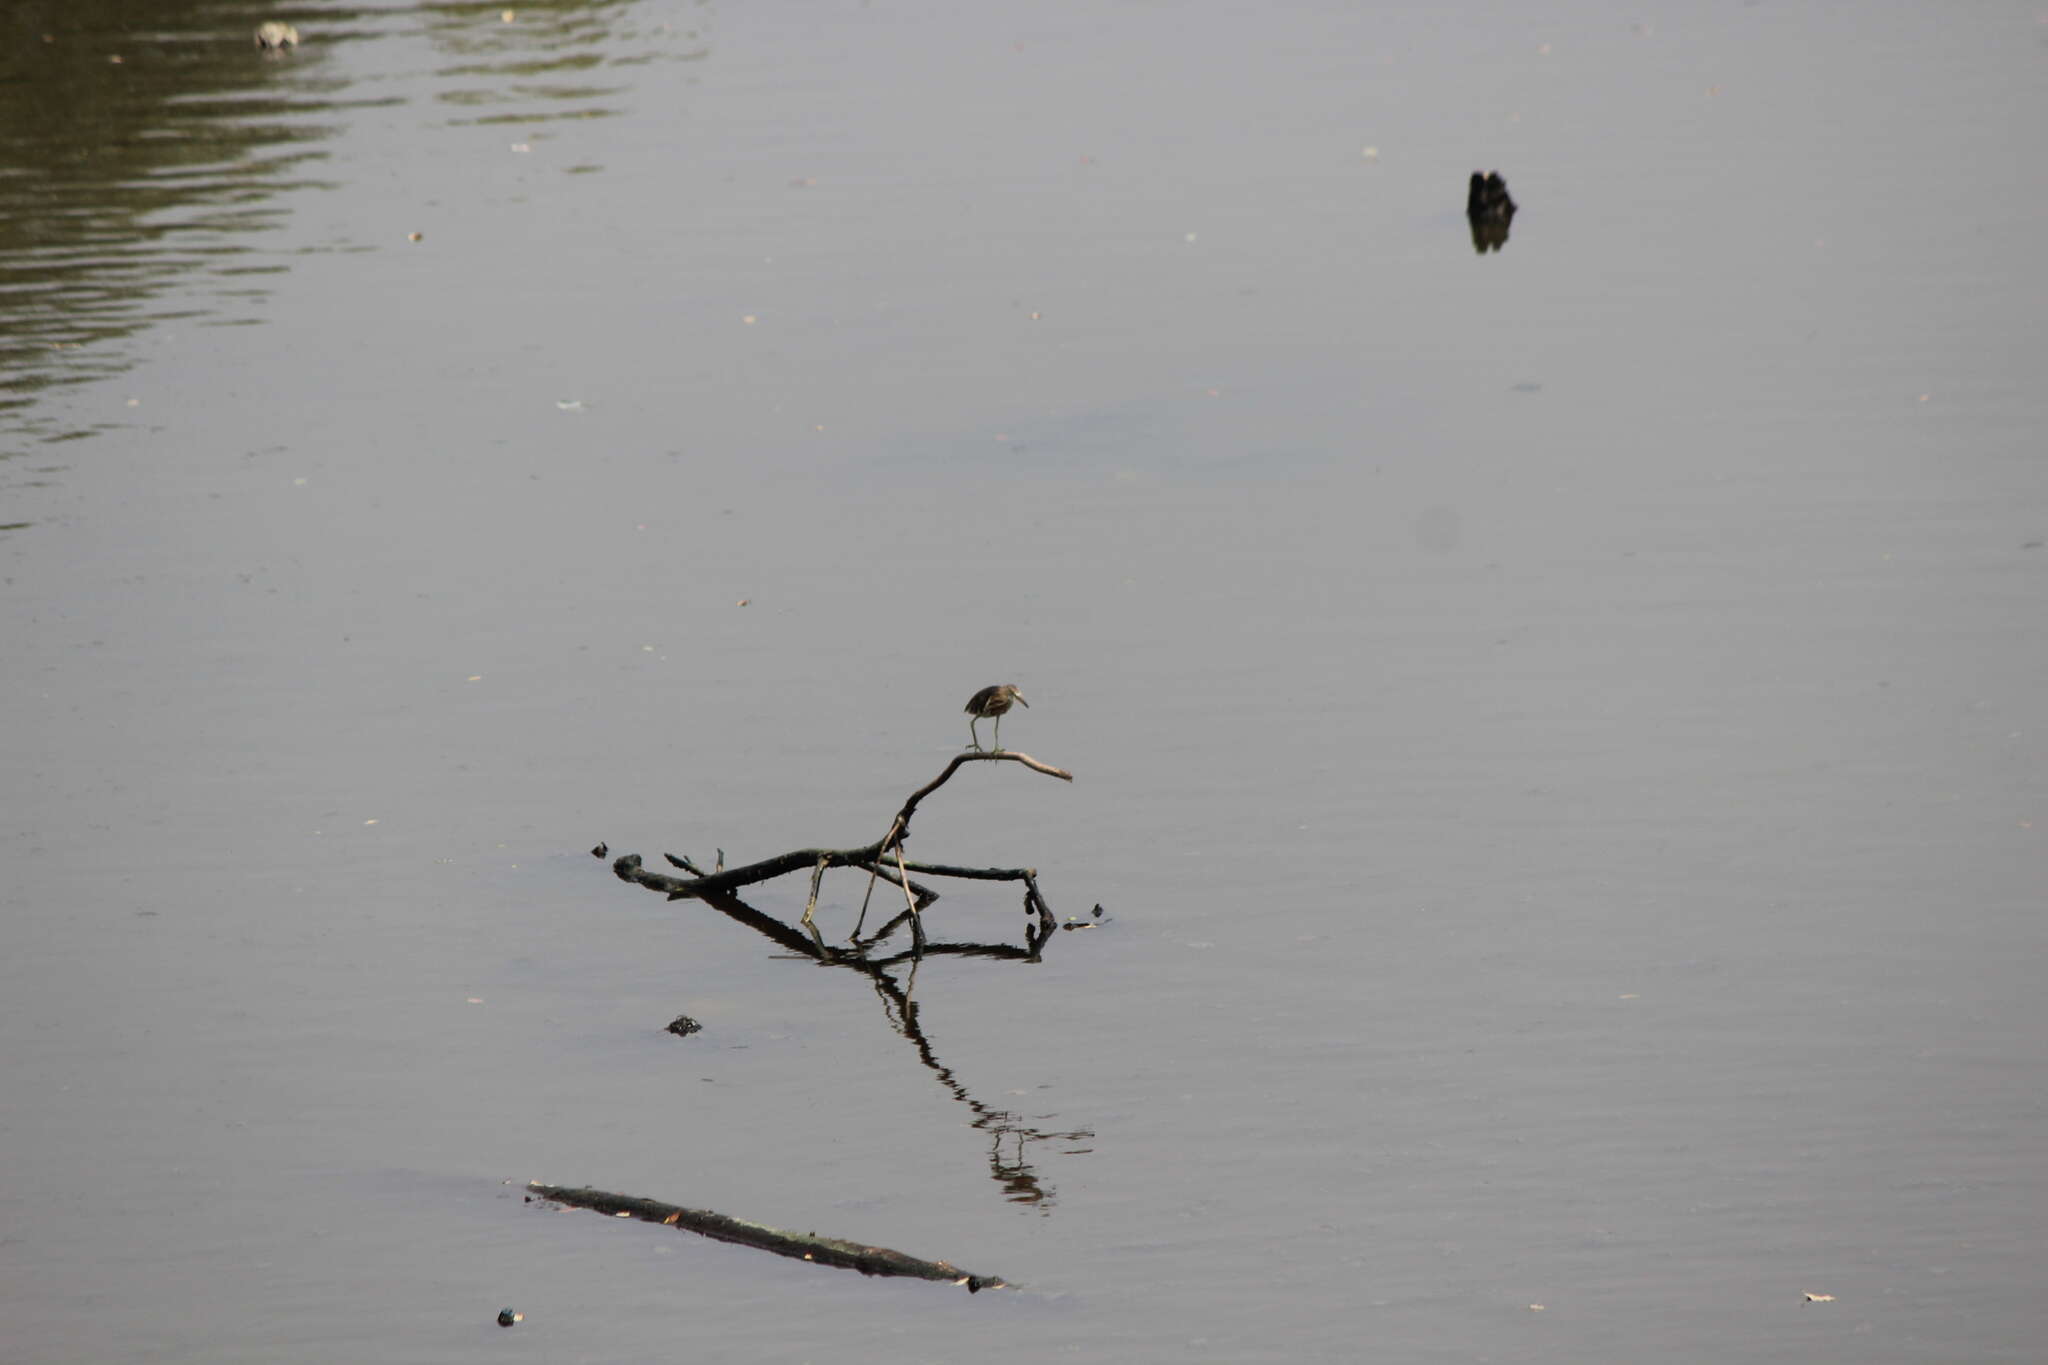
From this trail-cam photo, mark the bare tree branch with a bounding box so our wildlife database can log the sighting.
[612,750,1078,957]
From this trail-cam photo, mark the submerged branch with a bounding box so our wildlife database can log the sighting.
[526,1183,1011,1291]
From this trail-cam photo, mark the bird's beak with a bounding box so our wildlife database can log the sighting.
[1013,692,1029,707]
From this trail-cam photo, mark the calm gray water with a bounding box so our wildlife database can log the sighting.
[5,2,2045,1361]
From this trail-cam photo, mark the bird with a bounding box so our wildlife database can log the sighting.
[964,684,1027,752]
[254,21,300,50]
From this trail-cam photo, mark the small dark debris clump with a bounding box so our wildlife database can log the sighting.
[591,842,608,858]
[666,1015,703,1038]
[1062,903,1108,931]
[496,1308,521,1327]
[1466,171,1517,254]
[1467,170,1516,220]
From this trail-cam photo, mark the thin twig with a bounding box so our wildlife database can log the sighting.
[894,840,926,954]
[852,864,881,938]
[854,859,938,910]
[801,853,831,927]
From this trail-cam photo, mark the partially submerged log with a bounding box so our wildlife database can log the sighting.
[526,1183,1011,1291]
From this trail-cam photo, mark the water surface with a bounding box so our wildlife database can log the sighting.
[4,3,2044,1362]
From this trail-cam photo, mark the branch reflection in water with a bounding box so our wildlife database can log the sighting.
[604,749,1100,1210]
[608,852,1100,1211]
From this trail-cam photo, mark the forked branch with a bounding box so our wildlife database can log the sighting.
[608,750,1077,955]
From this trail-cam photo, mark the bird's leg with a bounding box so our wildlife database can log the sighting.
[992,713,1003,751]
[968,716,984,751]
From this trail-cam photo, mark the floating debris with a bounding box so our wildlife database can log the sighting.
[1466,170,1517,254]
[528,1183,1010,1290]
[496,1308,522,1327]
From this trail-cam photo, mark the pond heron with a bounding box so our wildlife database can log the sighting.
[964,684,1027,751]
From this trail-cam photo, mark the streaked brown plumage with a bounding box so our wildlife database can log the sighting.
[964,684,1027,751]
